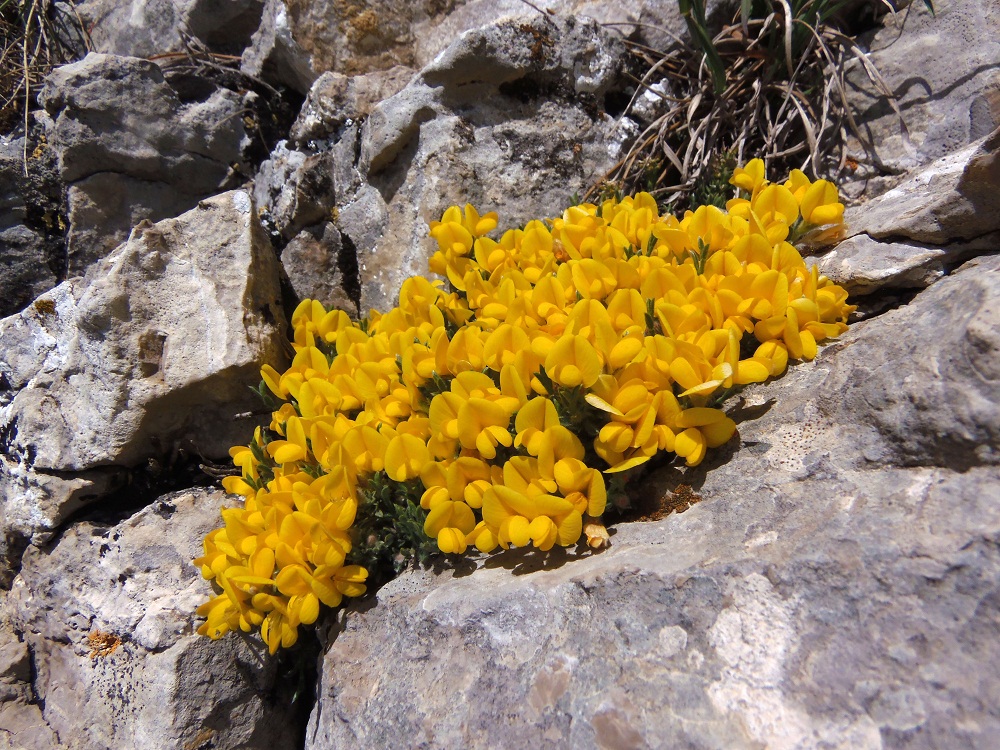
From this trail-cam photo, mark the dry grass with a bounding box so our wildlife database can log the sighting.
[590,2,911,211]
[1,0,88,162]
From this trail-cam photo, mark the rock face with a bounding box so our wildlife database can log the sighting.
[337,14,627,313]
[239,0,720,94]
[0,190,286,582]
[38,53,249,273]
[1,3,999,748]
[308,253,1000,749]
[847,0,1000,188]
[3,489,298,750]
[75,0,265,58]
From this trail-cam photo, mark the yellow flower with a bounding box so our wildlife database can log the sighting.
[200,166,854,653]
[544,334,602,388]
[730,158,766,194]
[385,433,431,482]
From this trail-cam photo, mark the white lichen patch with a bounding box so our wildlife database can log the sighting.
[707,574,881,749]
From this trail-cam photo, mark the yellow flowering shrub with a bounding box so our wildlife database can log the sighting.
[195,160,854,653]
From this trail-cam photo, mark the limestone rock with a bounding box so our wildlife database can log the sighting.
[289,68,416,147]
[308,254,1000,749]
[240,0,723,91]
[338,14,628,313]
[253,140,335,240]
[282,223,360,315]
[75,0,265,58]
[820,129,1000,295]
[0,190,286,580]
[39,54,248,273]
[259,14,630,315]
[4,489,298,750]
[847,0,1000,188]
[240,0,320,94]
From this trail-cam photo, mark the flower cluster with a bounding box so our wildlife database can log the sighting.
[196,159,854,652]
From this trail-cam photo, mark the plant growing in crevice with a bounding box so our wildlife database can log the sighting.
[195,160,854,654]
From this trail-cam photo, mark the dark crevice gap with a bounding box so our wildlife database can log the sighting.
[850,287,922,321]
[270,628,322,750]
[338,230,362,314]
[58,456,217,531]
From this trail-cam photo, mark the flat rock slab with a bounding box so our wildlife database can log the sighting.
[820,129,1000,295]
[308,255,1000,749]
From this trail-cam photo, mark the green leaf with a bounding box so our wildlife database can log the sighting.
[923,0,935,15]
[740,0,752,35]
[678,0,728,95]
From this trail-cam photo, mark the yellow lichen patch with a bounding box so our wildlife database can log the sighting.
[87,631,122,659]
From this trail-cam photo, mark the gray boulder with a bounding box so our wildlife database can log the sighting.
[0,190,286,582]
[39,53,248,273]
[308,252,1000,749]
[3,489,298,750]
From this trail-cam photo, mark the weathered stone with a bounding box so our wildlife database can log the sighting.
[0,190,286,579]
[336,14,629,313]
[282,223,359,314]
[39,54,248,272]
[0,700,58,750]
[75,0,265,58]
[241,0,320,94]
[308,254,1000,749]
[4,489,298,750]
[820,129,1000,295]
[289,68,416,147]
[241,0,722,88]
[846,0,1000,189]
[253,141,335,240]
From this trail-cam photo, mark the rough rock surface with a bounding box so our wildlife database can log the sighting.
[1,3,998,747]
[38,53,249,273]
[308,253,1000,749]
[282,222,360,315]
[847,0,1000,190]
[0,190,286,581]
[820,128,1000,295]
[341,14,628,313]
[2,488,298,750]
[251,14,629,313]
[289,67,416,147]
[0,135,64,318]
[254,141,335,241]
[240,0,724,93]
[75,0,265,58]
[241,0,320,94]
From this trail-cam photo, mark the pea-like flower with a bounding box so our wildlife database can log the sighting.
[197,158,854,653]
